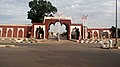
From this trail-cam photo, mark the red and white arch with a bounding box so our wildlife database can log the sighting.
[70,26,82,39]
[34,25,45,39]
[17,28,24,38]
[92,30,99,39]
[6,28,13,37]
[0,28,2,37]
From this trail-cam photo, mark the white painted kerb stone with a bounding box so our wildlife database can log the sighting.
[118,47,120,49]
[0,45,15,48]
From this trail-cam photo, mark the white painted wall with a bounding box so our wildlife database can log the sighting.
[103,30,111,34]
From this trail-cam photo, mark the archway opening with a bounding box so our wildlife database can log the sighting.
[71,27,80,40]
[7,29,12,37]
[18,29,23,38]
[49,22,67,40]
[101,32,109,38]
[87,32,91,39]
[35,26,44,39]
[94,31,98,39]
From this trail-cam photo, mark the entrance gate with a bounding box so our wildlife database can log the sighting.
[45,17,71,40]
[32,17,83,40]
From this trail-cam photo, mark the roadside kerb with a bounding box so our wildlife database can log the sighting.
[0,45,15,48]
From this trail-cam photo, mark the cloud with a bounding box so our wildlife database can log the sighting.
[0,0,120,27]
[49,0,120,27]
[0,0,31,24]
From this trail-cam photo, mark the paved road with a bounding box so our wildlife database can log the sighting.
[0,40,120,67]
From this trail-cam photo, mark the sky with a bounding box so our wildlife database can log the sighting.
[0,0,120,28]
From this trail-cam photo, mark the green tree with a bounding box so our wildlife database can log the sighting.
[111,26,116,38]
[61,32,67,37]
[27,0,57,23]
[111,26,120,38]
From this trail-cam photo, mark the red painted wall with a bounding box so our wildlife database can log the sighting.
[0,25,32,38]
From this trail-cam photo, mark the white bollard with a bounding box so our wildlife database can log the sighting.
[109,39,113,48]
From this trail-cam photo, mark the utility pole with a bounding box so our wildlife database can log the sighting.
[115,0,118,46]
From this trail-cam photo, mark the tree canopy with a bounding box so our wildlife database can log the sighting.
[111,26,120,38]
[27,0,57,23]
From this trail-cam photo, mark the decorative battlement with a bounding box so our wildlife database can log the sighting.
[0,24,32,26]
[88,27,111,30]
[44,17,72,20]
